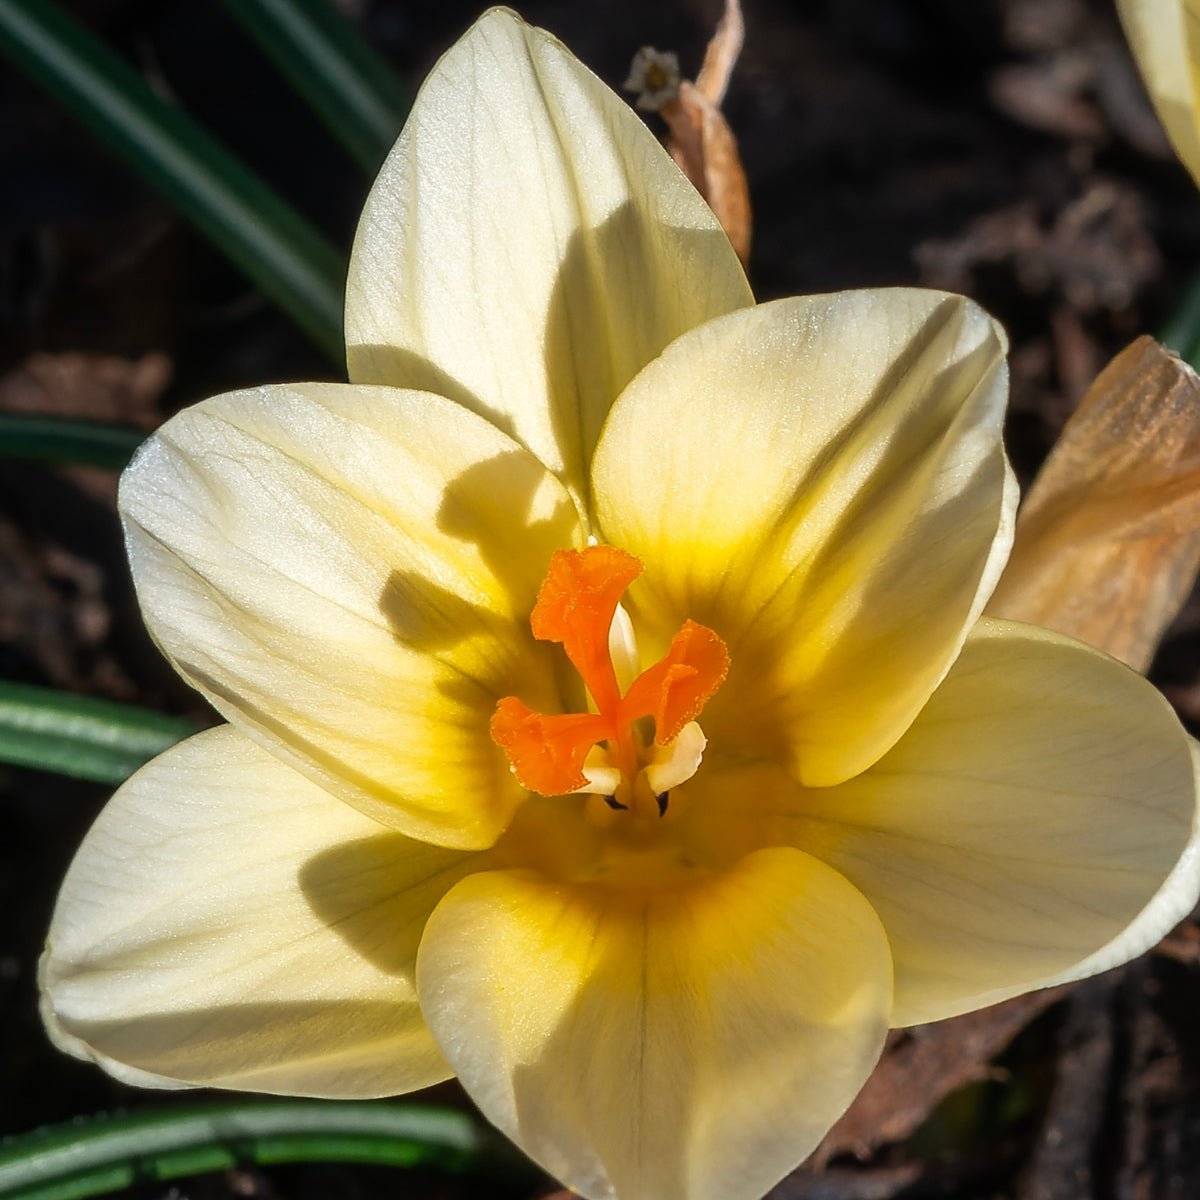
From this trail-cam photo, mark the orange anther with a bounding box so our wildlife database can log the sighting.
[622,620,730,744]
[530,547,641,712]
[490,697,609,796]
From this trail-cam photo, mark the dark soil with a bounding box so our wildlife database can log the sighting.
[4,1,1200,1198]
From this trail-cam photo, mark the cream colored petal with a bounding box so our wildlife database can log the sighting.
[788,619,1199,1027]
[41,726,475,1096]
[1117,0,1200,187]
[119,382,583,850]
[345,8,753,509]
[594,289,1014,788]
[417,848,892,1200]
[1034,733,1200,987]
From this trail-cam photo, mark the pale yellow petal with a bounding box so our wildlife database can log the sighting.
[1033,734,1200,987]
[1117,0,1200,187]
[594,289,1014,788]
[41,727,474,1096]
[788,619,1199,1027]
[119,382,583,850]
[345,8,753,508]
[417,848,892,1200]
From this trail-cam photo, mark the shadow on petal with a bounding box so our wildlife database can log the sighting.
[377,445,585,722]
[347,344,508,439]
[436,450,581,604]
[300,835,476,979]
[379,569,522,659]
[542,201,751,513]
[376,449,578,663]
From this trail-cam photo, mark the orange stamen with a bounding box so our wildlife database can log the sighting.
[530,546,641,713]
[621,619,730,744]
[490,698,609,795]
[493,545,728,797]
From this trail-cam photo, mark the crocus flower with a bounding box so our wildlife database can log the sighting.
[41,10,1200,1200]
[1117,0,1200,187]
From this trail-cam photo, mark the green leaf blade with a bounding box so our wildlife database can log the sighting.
[0,1102,541,1200]
[218,0,408,172]
[0,683,196,784]
[0,0,346,361]
[0,414,145,471]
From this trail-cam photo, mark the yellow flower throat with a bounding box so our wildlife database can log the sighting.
[490,545,729,822]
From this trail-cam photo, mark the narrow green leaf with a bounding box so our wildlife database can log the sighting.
[0,1102,540,1200]
[218,0,407,173]
[1160,271,1200,372]
[0,414,144,471]
[0,0,346,361]
[0,683,195,784]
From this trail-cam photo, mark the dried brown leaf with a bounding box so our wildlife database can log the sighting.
[650,0,752,264]
[662,82,752,264]
[815,987,1068,1164]
[987,335,1200,672]
[0,352,171,697]
[988,60,1106,141]
[1154,921,1200,964]
[0,351,170,428]
[694,0,743,105]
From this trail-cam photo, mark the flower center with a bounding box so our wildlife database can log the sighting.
[491,545,729,817]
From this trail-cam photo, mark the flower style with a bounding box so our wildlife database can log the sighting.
[1117,0,1200,188]
[41,9,1200,1200]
